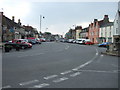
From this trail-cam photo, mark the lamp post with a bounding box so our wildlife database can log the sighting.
[39,15,45,38]
[40,15,45,33]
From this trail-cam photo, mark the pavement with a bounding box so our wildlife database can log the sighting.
[101,50,120,57]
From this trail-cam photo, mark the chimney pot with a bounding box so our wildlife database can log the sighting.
[104,15,108,18]
[12,16,15,21]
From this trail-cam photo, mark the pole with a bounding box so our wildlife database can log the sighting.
[40,15,42,32]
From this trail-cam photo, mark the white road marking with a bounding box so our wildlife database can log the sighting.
[72,48,99,71]
[72,61,93,71]
[60,70,72,75]
[2,85,11,88]
[43,75,58,80]
[70,72,81,77]
[19,80,39,86]
[32,83,50,88]
[96,53,98,55]
[95,48,99,54]
[53,77,68,83]
[65,45,69,50]
[101,54,104,57]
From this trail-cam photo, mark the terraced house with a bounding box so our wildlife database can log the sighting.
[88,15,113,44]
[0,12,39,42]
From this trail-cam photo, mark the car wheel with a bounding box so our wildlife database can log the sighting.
[21,46,26,49]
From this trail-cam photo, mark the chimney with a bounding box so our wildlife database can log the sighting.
[12,16,15,22]
[94,19,98,22]
[0,12,3,16]
[104,15,108,18]
[103,15,109,23]
[18,19,21,25]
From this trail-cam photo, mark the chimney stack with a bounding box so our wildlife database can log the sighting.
[94,19,98,22]
[18,19,21,25]
[12,16,15,22]
[104,15,108,18]
[103,15,109,23]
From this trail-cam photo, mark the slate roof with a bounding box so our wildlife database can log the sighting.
[2,15,21,29]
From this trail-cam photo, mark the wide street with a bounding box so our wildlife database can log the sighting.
[2,42,118,88]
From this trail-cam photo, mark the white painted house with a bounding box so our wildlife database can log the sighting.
[99,23,113,43]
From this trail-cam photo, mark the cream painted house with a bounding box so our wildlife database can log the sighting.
[99,23,113,43]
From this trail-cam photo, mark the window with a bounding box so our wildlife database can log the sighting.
[101,33,103,37]
[116,20,118,23]
[116,28,118,34]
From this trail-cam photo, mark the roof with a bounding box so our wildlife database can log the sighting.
[2,15,21,29]
[100,22,113,27]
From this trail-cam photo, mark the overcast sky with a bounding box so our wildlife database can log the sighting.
[0,0,119,35]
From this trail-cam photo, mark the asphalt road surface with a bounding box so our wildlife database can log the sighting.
[2,42,119,88]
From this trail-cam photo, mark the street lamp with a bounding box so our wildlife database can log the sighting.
[39,15,45,33]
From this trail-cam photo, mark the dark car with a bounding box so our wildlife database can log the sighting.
[27,39,36,45]
[35,38,41,44]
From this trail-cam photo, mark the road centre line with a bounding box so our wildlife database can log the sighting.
[43,75,58,80]
[65,45,69,50]
[53,77,68,83]
[70,72,81,77]
[60,70,72,75]
[32,83,50,88]
[72,60,93,71]
[19,80,39,86]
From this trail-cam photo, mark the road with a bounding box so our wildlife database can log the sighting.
[2,42,118,88]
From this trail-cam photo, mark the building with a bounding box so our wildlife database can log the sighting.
[0,12,2,42]
[79,27,89,39]
[112,1,120,51]
[1,12,25,42]
[113,1,120,43]
[75,26,82,39]
[0,12,39,42]
[88,15,113,44]
[99,22,113,43]
[65,29,73,39]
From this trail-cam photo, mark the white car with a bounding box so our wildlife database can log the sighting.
[68,39,74,43]
[76,39,90,44]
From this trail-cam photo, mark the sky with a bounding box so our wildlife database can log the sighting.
[0,0,119,36]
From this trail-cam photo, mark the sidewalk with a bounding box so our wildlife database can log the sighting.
[0,42,5,49]
[0,43,2,49]
[101,50,120,57]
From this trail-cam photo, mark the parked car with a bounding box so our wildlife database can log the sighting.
[27,39,36,45]
[72,40,77,43]
[68,39,74,43]
[40,38,46,42]
[98,42,111,47]
[35,38,41,44]
[76,39,90,44]
[85,41,94,45]
[11,39,32,49]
